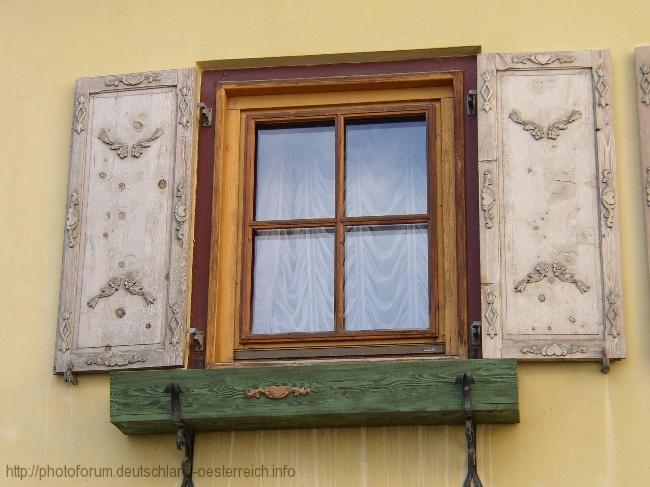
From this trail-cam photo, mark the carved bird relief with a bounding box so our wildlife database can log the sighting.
[514,262,589,294]
[87,277,122,308]
[87,274,156,308]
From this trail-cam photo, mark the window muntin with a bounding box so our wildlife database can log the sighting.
[242,107,436,342]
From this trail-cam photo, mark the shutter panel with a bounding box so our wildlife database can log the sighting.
[635,47,650,275]
[478,50,625,360]
[55,69,196,374]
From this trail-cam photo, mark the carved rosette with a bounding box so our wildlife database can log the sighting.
[65,191,80,248]
[481,170,495,229]
[514,262,589,294]
[73,95,87,134]
[594,64,609,109]
[174,180,187,242]
[480,72,494,112]
[58,310,72,353]
[511,53,575,65]
[601,169,616,228]
[86,353,147,367]
[640,64,650,106]
[245,386,311,400]
[484,288,498,339]
[606,293,621,338]
[104,73,161,87]
[520,343,587,356]
[87,273,156,308]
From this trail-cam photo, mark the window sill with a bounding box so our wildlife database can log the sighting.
[110,359,519,435]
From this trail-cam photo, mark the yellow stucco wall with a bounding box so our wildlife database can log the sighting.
[1,1,649,485]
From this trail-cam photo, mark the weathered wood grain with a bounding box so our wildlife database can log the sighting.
[635,47,650,276]
[478,50,625,361]
[110,359,519,434]
[55,68,197,374]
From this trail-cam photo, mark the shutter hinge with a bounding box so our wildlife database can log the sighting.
[186,328,204,352]
[601,347,610,374]
[63,360,78,386]
[466,90,478,116]
[470,320,482,359]
[197,102,213,127]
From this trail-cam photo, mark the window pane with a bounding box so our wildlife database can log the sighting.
[252,228,335,334]
[346,118,427,216]
[256,123,335,220]
[345,224,429,331]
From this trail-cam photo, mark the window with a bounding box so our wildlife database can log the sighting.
[191,57,479,366]
[242,108,435,344]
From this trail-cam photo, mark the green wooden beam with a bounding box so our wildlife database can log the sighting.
[110,359,519,435]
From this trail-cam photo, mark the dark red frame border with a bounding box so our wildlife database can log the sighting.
[189,56,480,368]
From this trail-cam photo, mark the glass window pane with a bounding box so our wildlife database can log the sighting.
[345,224,429,331]
[256,123,335,221]
[252,228,335,334]
[346,118,427,217]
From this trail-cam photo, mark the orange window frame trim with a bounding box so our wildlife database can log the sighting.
[240,103,438,344]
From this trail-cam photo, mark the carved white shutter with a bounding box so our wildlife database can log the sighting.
[55,69,196,375]
[478,50,625,361]
[634,47,650,275]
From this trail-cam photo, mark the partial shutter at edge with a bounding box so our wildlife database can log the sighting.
[634,47,650,275]
[55,68,197,374]
[478,50,625,361]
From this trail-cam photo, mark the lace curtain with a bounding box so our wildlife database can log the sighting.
[252,119,428,333]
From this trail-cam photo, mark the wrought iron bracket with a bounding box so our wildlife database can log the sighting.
[455,372,483,487]
[164,383,195,487]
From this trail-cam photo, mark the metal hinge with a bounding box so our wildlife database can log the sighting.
[186,328,204,352]
[471,321,482,341]
[470,321,482,359]
[466,90,478,116]
[197,102,213,127]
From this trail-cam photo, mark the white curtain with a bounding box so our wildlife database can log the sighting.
[346,119,427,216]
[252,228,335,334]
[256,124,335,220]
[345,224,429,330]
[252,119,429,333]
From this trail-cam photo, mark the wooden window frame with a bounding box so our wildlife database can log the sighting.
[241,104,437,344]
[191,57,480,368]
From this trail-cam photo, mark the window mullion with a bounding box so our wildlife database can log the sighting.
[335,114,345,334]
